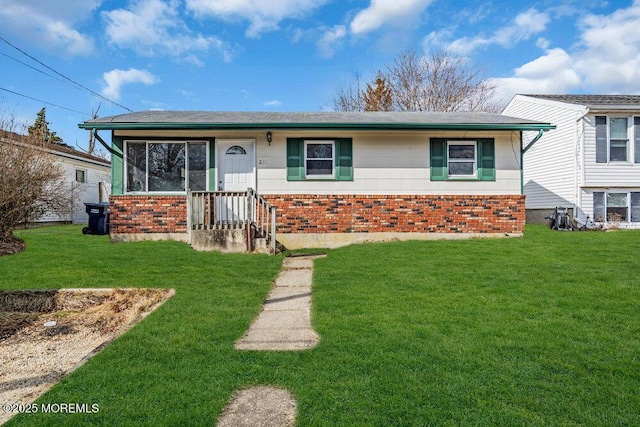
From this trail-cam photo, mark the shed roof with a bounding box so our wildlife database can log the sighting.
[79,111,554,132]
[521,94,640,109]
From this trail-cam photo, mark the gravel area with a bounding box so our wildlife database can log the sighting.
[0,288,173,425]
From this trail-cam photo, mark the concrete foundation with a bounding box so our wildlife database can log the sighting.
[190,229,247,253]
[276,231,522,249]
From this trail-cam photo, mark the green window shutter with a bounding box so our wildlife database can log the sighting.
[595,116,607,163]
[287,138,304,181]
[430,139,447,181]
[477,139,495,181]
[335,138,353,181]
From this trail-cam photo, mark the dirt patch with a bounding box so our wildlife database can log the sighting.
[217,386,296,427]
[0,237,25,257]
[0,288,174,425]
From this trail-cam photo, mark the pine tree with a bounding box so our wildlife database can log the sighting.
[28,108,63,144]
[364,73,393,111]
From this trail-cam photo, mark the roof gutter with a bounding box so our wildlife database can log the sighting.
[79,122,556,132]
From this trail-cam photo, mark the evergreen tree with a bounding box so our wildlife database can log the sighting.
[28,108,63,144]
[364,73,393,111]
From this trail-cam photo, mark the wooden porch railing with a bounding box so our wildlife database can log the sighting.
[188,189,277,253]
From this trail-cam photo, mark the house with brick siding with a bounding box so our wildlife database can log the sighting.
[79,111,553,251]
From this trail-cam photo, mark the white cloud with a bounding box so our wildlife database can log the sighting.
[186,0,328,38]
[443,8,550,55]
[101,68,160,101]
[0,0,98,56]
[489,49,581,106]
[492,0,640,107]
[263,100,282,107]
[572,0,640,93]
[316,25,347,58]
[350,0,433,35]
[103,0,234,63]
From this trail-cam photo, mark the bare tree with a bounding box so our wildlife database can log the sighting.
[333,50,498,113]
[364,73,393,111]
[0,115,68,246]
[333,72,366,112]
[386,50,498,112]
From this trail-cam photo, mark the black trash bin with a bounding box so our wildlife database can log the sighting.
[83,202,110,235]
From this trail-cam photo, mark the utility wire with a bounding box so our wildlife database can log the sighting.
[0,36,133,112]
[0,51,70,86]
[0,87,91,116]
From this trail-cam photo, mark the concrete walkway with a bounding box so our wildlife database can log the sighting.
[235,254,325,351]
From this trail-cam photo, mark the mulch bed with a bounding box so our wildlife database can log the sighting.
[0,237,26,257]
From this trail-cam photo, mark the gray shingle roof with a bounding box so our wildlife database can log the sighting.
[79,110,553,131]
[523,94,640,108]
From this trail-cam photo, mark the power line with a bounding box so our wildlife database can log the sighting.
[0,51,69,86]
[0,87,91,116]
[0,36,133,112]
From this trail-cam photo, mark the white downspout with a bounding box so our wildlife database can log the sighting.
[575,107,590,220]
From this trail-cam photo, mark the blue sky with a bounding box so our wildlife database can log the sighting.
[1,0,639,152]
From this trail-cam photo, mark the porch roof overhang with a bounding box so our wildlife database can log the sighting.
[79,111,555,133]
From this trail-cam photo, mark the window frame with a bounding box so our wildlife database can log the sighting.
[304,140,335,179]
[447,140,477,179]
[595,115,636,163]
[75,168,87,183]
[593,191,640,223]
[430,138,494,182]
[123,139,209,194]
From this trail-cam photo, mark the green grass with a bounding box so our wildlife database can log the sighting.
[1,225,639,425]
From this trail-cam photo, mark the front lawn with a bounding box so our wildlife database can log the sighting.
[1,225,639,425]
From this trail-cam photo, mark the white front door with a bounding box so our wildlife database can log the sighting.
[217,140,255,192]
[216,140,256,223]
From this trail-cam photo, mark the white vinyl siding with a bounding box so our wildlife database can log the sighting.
[259,130,521,195]
[503,96,581,209]
[584,115,640,187]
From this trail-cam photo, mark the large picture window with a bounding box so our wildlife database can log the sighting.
[125,141,207,193]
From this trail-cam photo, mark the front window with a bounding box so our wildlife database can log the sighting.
[448,141,476,178]
[609,117,628,161]
[593,191,640,222]
[305,141,334,178]
[125,141,207,192]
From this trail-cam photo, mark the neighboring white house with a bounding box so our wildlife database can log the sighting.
[0,131,111,225]
[503,94,640,227]
[42,143,111,224]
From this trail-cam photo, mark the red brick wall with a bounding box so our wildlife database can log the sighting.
[109,195,187,234]
[262,194,525,234]
[109,194,524,236]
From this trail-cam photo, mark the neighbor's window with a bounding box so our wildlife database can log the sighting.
[125,141,207,192]
[305,141,334,177]
[596,116,630,163]
[75,169,86,183]
[609,118,628,161]
[447,142,477,178]
[593,191,640,222]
